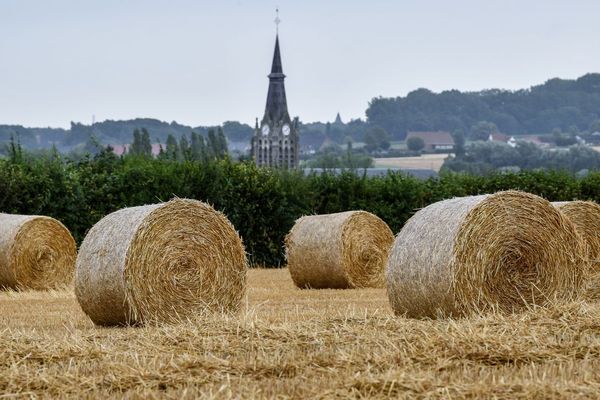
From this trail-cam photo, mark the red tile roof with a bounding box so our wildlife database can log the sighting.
[110,143,162,156]
[489,132,509,142]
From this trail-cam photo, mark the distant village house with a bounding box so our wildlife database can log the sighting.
[406,131,454,152]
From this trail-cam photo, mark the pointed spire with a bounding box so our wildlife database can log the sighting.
[264,33,289,124]
[334,112,343,125]
[270,35,283,75]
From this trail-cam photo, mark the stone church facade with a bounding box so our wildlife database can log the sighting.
[251,34,299,168]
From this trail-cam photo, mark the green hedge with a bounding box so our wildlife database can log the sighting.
[0,152,597,266]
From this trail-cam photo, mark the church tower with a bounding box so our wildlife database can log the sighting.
[252,16,299,168]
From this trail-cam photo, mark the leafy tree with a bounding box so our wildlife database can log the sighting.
[452,129,466,158]
[129,129,142,155]
[83,134,102,155]
[222,121,253,142]
[568,125,580,136]
[310,151,339,169]
[141,128,152,157]
[179,135,191,161]
[129,128,152,157]
[6,134,23,163]
[364,127,390,152]
[205,128,228,160]
[307,145,373,169]
[217,127,228,158]
[191,131,207,162]
[165,134,178,160]
[589,119,600,133]
[552,128,577,146]
[344,141,354,168]
[470,121,498,141]
[406,136,425,152]
[156,143,167,160]
[207,129,218,159]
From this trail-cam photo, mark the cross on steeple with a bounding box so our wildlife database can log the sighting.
[274,8,281,34]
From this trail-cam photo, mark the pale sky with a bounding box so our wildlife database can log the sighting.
[1,0,599,128]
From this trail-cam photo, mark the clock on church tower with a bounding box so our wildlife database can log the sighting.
[251,12,299,169]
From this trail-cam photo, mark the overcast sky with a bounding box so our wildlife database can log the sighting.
[1,0,599,128]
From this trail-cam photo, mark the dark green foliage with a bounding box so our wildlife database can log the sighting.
[6,134,24,163]
[452,129,466,158]
[204,128,228,160]
[0,119,252,156]
[367,74,600,139]
[470,121,498,141]
[217,127,228,159]
[364,127,391,152]
[190,131,208,162]
[141,128,152,156]
[443,141,600,173]
[299,118,370,150]
[3,153,600,266]
[129,129,143,156]
[179,135,191,161]
[165,134,178,161]
[222,121,253,142]
[305,144,373,169]
[552,128,577,147]
[406,136,425,152]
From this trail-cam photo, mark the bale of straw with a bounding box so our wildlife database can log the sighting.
[386,191,588,318]
[75,198,247,326]
[285,211,394,289]
[0,213,76,290]
[553,200,600,299]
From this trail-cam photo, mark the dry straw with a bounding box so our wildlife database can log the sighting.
[553,200,600,299]
[285,211,394,289]
[386,191,588,318]
[75,198,247,326]
[0,213,76,290]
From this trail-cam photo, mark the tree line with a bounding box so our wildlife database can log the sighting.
[443,140,600,175]
[107,127,229,162]
[366,73,600,139]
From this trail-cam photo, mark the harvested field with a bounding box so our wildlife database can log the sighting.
[373,153,449,171]
[1,268,600,398]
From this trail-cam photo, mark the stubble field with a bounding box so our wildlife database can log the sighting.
[373,154,449,171]
[1,268,600,399]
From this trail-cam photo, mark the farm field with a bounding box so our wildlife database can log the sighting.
[373,153,449,171]
[1,268,600,398]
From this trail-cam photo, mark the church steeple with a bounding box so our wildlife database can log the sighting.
[270,35,283,75]
[252,10,299,169]
[264,34,289,125]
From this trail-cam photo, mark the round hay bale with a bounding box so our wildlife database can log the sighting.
[285,211,394,289]
[75,198,247,326]
[553,200,600,299]
[0,213,76,290]
[386,191,588,318]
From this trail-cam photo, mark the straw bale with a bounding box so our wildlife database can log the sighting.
[286,211,394,289]
[386,191,588,318]
[0,213,76,290]
[553,200,600,299]
[75,198,247,326]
